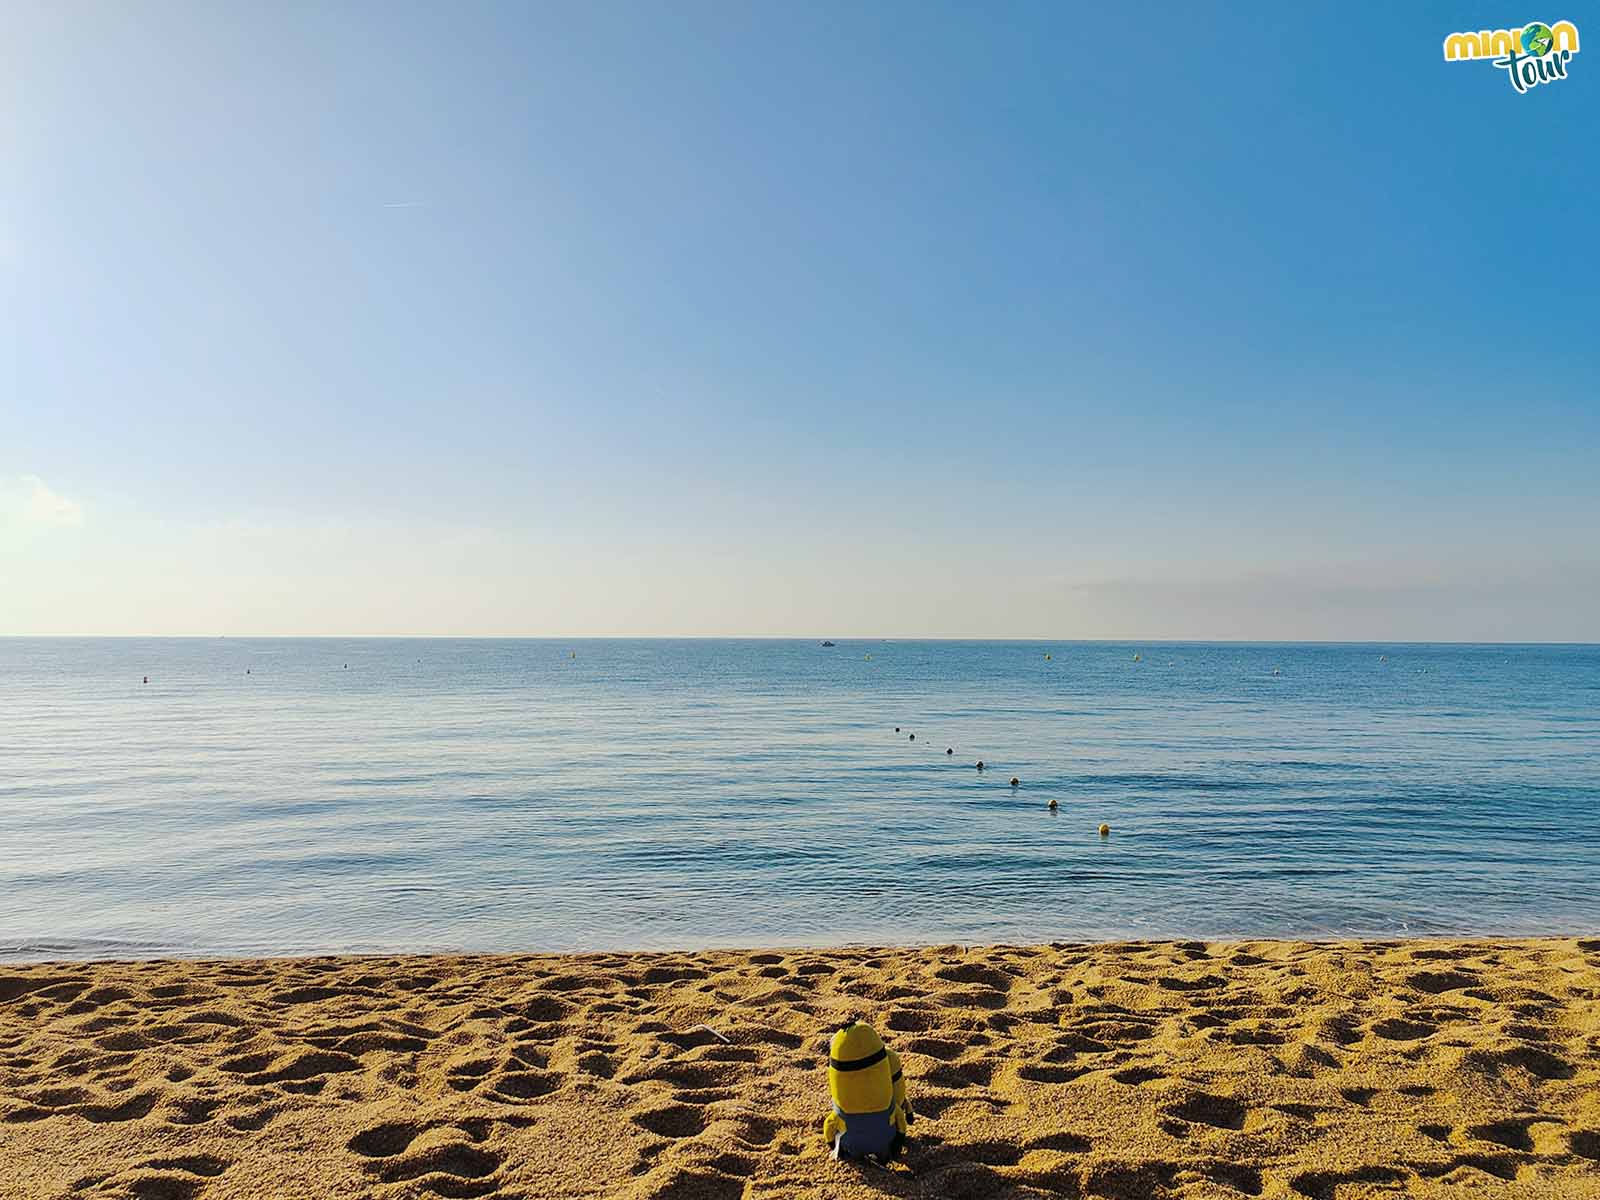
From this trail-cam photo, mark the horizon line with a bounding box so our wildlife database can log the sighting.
[2,635,1597,647]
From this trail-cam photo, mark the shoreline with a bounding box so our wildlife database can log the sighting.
[3,938,1598,1198]
[10,929,1600,968]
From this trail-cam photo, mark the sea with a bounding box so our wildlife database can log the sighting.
[2,639,1597,961]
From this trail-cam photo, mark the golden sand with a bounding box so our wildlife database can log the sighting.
[3,939,1599,1199]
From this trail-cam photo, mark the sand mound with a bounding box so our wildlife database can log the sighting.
[3,939,1599,1198]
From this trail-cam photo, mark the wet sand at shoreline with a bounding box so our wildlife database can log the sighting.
[3,938,1599,1198]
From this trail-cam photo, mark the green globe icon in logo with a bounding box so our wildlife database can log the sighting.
[1522,22,1554,56]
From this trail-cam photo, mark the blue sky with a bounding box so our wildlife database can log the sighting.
[5,2,1597,637]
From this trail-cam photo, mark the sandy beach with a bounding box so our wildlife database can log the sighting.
[3,939,1598,1199]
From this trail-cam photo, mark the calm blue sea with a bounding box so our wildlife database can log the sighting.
[2,639,1597,961]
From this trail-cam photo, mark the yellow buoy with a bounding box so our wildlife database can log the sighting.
[1098,823,1110,836]
[1047,798,1058,810]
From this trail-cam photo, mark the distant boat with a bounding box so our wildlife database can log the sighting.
[820,640,836,647]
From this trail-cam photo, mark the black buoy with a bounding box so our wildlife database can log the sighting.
[908,733,914,741]
[895,727,900,733]
[1010,777,1020,787]
[976,760,985,770]
[946,747,953,755]
[142,676,148,684]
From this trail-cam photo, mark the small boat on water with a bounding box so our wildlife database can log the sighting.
[820,640,836,647]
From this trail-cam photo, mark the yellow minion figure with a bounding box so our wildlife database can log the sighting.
[823,1021,908,1161]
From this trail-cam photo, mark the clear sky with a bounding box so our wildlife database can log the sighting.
[5,3,1597,639]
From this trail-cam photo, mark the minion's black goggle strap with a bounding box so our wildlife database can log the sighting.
[829,1047,887,1071]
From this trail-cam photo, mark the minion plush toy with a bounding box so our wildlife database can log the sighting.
[823,1022,908,1162]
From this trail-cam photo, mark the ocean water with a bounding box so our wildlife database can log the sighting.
[2,638,1597,961]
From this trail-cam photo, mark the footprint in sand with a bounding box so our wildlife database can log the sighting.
[885,1008,940,1033]
[1458,1044,1574,1081]
[0,976,80,1005]
[142,1155,231,1178]
[517,995,576,1023]
[935,987,1010,1012]
[1405,969,1478,994]
[923,1138,1025,1168]
[636,1164,743,1200]
[638,1061,736,1092]
[165,1095,224,1125]
[1225,1024,1288,1047]
[1157,974,1226,993]
[729,1112,780,1147]
[106,1156,232,1200]
[1469,1116,1571,1153]
[733,1024,802,1050]
[921,1059,997,1090]
[657,1027,727,1052]
[1271,1102,1326,1122]
[1016,1063,1088,1084]
[1288,1165,1407,1198]
[374,1142,503,1194]
[123,1176,204,1200]
[1110,1065,1164,1086]
[489,1069,560,1101]
[902,1036,966,1060]
[932,963,1016,991]
[350,1122,426,1157]
[251,1049,363,1084]
[1568,1130,1600,1160]
[75,1091,161,1123]
[574,1050,616,1078]
[218,1051,275,1075]
[348,1121,509,1197]
[445,1056,498,1091]
[1078,1159,1182,1198]
[630,1103,708,1138]
[1024,1131,1092,1155]
[271,985,365,1005]
[1164,1092,1248,1131]
[223,1107,276,1131]
[1409,947,1472,962]
[1314,1014,1362,1045]
[641,965,706,986]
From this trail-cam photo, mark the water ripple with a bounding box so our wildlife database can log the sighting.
[1,638,1597,959]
